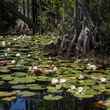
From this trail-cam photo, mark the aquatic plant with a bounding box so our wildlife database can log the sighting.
[0,35,109,110]
[17,91,36,97]
[9,76,36,84]
[0,91,16,98]
[43,94,63,101]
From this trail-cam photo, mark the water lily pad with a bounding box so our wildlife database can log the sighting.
[107,108,110,110]
[18,91,36,97]
[27,84,46,91]
[0,67,10,74]
[93,84,106,93]
[2,75,14,81]
[14,72,27,77]
[47,86,62,93]
[0,91,16,98]
[78,79,96,86]
[9,76,36,84]
[62,83,73,89]
[7,65,16,69]
[35,76,51,82]
[59,67,81,75]
[2,96,16,102]
[105,89,110,94]
[74,87,97,99]
[43,94,63,101]
[18,48,31,52]
[9,66,27,72]
[75,93,95,99]
[12,85,27,90]
[0,81,4,86]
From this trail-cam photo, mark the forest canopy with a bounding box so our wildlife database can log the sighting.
[0,0,110,55]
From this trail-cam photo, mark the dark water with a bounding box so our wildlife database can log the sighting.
[0,95,106,110]
[0,97,41,110]
[10,97,26,110]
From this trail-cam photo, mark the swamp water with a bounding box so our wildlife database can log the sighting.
[0,35,110,110]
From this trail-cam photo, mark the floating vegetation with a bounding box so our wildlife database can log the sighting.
[43,94,63,101]
[0,91,16,98]
[9,66,27,72]
[13,72,27,77]
[47,86,62,94]
[35,76,51,82]
[12,85,27,90]
[27,84,46,91]
[0,81,4,86]
[0,67,10,74]
[93,84,107,93]
[0,74,14,81]
[0,35,109,110]
[17,91,36,97]
[78,79,96,86]
[9,76,36,84]
[2,96,16,102]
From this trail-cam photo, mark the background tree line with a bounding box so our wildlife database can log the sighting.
[0,0,110,54]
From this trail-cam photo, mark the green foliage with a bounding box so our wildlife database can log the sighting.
[88,0,110,53]
[0,0,18,33]
[43,94,63,101]
[0,35,109,110]
[35,0,110,53]
[36,0,75,34]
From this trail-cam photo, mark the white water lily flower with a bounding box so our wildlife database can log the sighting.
[87,63,97,70]
[84,58,89,62]
[74,59,81,64]
[16,90,21,94]
[77,87,83,93]
[59,78,66,83]
[13,38,17,41]
[100,77,106,83]
[70,85,76,90]
[19,36,22,39]
[2,41,6,46]
[47,66,58,73]
[46,69,54,73]
[79,74,84,80]
[28,66,32,71]
[26,36,31,39]
[23,35,27,37]
[4,53,8,56]
[20,59,24,63]
[32,66,38,70]
[0,36,3,39]
[53,66,58,71]
[16,64,21,67]
[7,42,11,45]
[27,54,31,57]
[11,60,16,64]
[16,53,21,57]
[51,78,59,85]
[7,48,11,52]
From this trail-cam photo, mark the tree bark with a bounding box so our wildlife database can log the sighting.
[1,0,32,27]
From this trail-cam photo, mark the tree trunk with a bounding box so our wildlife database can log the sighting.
[1,0,32,27]
[46,0,97,57]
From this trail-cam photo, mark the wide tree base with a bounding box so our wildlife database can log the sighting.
[45,27,96,58]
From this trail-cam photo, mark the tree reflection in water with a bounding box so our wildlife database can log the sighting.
[9,96,41,110]
[0,94,107,110]
[10,97,26,110]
